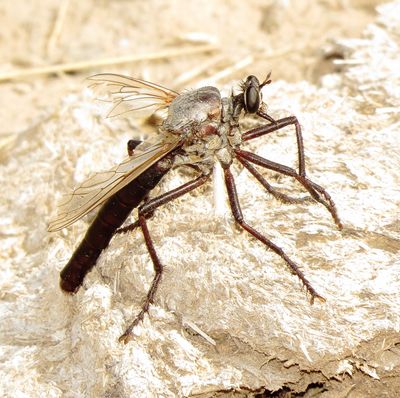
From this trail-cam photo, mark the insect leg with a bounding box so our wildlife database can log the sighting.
[223,165,324,303]
[119,213,163,344]
[242,113,306,177]
[119,174,210,343]
[235,149,342,229]
[139,174,209,215]
[116,219,140,234]
[115,174,210,235]
[237,156,312,204]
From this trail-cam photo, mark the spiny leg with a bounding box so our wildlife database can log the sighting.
[242,114,306,177]
[118,174,210,343]
[116,218,143,234]
[236,156,312,204]
[119,213,163,344]
[235,149,343,229]
[223,165,324,303]
[116,175,210,235]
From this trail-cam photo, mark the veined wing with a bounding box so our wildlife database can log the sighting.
[88,73,179,117]
[48,138,180,232]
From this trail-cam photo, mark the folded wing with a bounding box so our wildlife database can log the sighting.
[48,138,180,231]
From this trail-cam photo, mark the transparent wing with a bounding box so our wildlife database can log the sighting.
[48,138,180,232]
[88,73,179,117]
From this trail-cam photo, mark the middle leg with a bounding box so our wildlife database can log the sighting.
[235,149,343,229]
[237,155,312,204]
[242,114,306,177]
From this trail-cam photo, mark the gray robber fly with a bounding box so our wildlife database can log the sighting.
[49,73,342,343]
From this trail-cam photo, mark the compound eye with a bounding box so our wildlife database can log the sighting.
[245,85,260,113]
[244,75,261,113]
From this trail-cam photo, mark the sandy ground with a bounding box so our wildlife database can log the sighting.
[0,0,381,136]
[1,1,400,397]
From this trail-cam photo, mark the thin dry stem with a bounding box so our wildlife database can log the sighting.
[0,45,218,83]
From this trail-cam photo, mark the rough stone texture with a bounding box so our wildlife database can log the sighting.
[1,1,399,397]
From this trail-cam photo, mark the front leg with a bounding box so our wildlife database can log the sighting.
[242,113,306,177]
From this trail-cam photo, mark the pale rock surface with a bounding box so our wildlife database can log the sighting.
[1,2,400,397]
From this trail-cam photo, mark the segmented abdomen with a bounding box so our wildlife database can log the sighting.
[60,162,170,293]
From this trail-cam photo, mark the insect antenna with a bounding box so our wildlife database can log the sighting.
[260,71,272,88]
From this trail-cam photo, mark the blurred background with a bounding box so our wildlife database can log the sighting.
[0,0,385,136]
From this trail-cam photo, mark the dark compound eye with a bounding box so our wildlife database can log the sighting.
[244,75,261,114]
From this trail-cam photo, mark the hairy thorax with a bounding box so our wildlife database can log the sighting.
[161,86,243,174]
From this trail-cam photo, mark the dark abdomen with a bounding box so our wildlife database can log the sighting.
[60,160,171,293]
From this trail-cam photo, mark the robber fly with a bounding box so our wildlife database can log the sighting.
[49,73,342,343]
